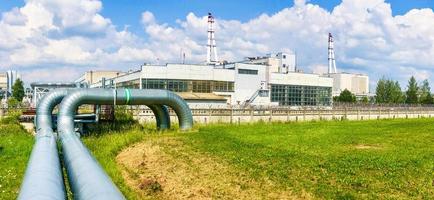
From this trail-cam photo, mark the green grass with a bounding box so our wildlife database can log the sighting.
[2,116,434,199]
[0,115,34,199]
[178,119,434,199]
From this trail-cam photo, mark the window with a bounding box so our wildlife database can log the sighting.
[139,79,234,93]
[192,80,211,93]
[283,55,286,59]
[238,69,258,75]
[270,84,331,106]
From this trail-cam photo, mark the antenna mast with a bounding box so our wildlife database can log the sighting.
[206,12,218,64]
[328,33,337,74]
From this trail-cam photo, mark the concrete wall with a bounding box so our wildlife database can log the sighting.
[134,107,434,124]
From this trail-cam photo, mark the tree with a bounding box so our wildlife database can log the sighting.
[389,81,404,103]
[12,78,25,102]
[375,77,387,103]
[375,77,403,104]
[419,79,433,104]
[405,76,419,104]
[337,89,356,103]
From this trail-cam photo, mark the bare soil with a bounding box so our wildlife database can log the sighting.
[116,137,307,200]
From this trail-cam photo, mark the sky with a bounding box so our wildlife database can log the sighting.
[0,0,433,90]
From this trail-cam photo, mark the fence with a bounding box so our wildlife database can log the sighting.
[130,105,434,124]
[3,105,434,124]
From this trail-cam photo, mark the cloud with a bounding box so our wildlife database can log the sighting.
[0,0,433,91]
[141,11,155,25]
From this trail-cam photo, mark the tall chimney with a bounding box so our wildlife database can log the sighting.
[328,33,337,74]
[206,13,218,64]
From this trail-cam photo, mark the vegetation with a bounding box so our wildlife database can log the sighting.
[336,89,356,103]
[110,119,434,199]
[375,77,404,103]
[176,120,433,199]
[405,76,419,104]
[7,97,20,108]
[375,76,434,105]
[419,79,433,104]
[2,108,434,199]
[0,113,33,199]
[12,79,25,102]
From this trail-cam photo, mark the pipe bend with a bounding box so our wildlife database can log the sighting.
[57,88,193,200]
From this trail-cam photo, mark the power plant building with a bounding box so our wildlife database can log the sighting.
[87,60,333,108]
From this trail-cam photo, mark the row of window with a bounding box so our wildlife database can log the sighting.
[117,79,235,93]
[238,69,258,75]
[270,84,332,106]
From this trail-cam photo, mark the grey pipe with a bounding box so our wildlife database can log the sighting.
[18,89,171,199]
[148,105,170,129]
[18,89,69,200]
[57,89,192,199]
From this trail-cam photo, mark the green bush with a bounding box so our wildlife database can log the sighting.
[1,111,21,124]
[7,97,20,109]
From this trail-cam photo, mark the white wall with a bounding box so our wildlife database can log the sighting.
[270,72,333,87]
[233,63,267,105]
[329,73,369,96]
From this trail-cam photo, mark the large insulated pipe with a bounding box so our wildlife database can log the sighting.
[18,89,69,200]
[18,89,171,199]
[148,104,170,129]
[57,89,192,199]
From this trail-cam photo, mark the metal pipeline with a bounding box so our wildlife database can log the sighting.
[57,89,193,199]
[148,105,171,129]
[18,89,173,200]
[18,89,69,200]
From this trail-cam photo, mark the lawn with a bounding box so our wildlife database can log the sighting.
[2,117,433,199]
[0,114,34,200]
[185,119,434,199]
[114,119,434,199]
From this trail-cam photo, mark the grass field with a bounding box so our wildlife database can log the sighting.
[113,119,434,199]
[0,114,34,200]
[1,117,433,199]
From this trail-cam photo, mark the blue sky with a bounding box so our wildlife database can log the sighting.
[105,0,433,36]
[1,0,432,36]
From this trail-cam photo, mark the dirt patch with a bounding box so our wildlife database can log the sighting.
[116,137,307,200]
[354,144,382,150]
[20,122,35,135]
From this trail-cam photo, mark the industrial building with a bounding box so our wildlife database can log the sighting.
[83,60,333,108]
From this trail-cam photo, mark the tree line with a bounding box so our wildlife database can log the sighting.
[335,76,433,104]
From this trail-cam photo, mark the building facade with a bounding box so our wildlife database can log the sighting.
[87,60,333,108]
[327,73,369,97]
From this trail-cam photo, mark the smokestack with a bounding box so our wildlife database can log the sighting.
[328,33,337,74]
[206,12,218,64]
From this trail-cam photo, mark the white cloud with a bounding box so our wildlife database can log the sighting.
[141,11,155,25]
[0,0,433,90]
